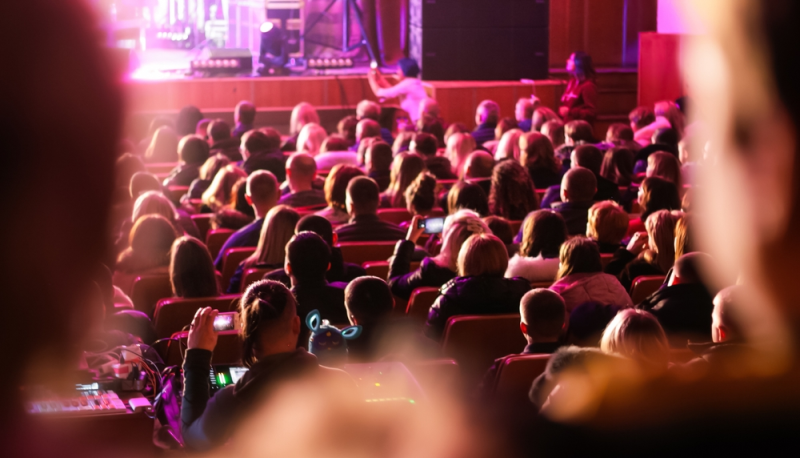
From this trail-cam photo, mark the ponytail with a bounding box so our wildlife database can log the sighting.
[239,280,294,367]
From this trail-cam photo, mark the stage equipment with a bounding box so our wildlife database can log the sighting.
[191,48,254,76]
[303,0,378,67]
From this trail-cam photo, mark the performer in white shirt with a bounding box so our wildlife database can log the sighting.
[367,58,429,123]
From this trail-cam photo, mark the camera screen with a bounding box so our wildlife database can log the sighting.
[213,314,235,332]
[421,217,445,234]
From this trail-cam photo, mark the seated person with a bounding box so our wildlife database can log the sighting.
[207,120,241,161]
[489,160,539,221]
[389,210,490,300]
[170,236,219,299]
[506,210,568,283]
[520,132,562,190]
[412,132,455,180]
[402,172,438,228]
[549,237,633,313]
[626,176,682,237]
[231,100,255,139]
[278,153,326,208]
[638,252,715,347]
[446,181,489,217]
[472,100,500,146]
[599,308,670,375]
[181,282,354,451]
[186,154,230,200]
[365,141,393,192]
[552,167,597,236]
[286,232,349,346]
[381,151,425,208]
[484,215,517,257]
[315,165,365,224]
[264,215,366,285]
[540,145,621,208]
[335,177,406,242]
[424,233,531,340]
[314,136,359,171]
[351,118,381,155]
[163,135,209,187]
[116,190,199,253]
[114,214,178,294]
[241,128,286,181]
[344,276,395,362]
[214,171,280,270]
[586,201,629,253]
[564,302,624,347]
[463,151,494,197]
[356,99,394,145]
[555,120,596,171]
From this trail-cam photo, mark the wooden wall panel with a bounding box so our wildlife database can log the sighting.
[638,33,684,107]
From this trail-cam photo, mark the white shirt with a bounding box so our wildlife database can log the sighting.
[375,77,428,123]
[505,254,560,283]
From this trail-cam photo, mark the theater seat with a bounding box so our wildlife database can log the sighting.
[206,228,235,260]
[191,213,214,242]
[405,287,440,322]
[153,294,241,340]
[630,275,666,304]
[491,354,550,403]
[240,267,272,292]
[441,314,527,385]
[362,261,420,280]
[130,273,174,316]
[165,186,189,204]
[509,220,523,235]
[220,247,256,291]
[600,253,614,268]
[377,208,412,225]
[336,241,396,265]
[164,330,242,366]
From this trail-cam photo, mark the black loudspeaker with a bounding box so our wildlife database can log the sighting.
[409,0,549,81]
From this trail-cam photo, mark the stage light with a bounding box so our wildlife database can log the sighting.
[260,22,274,34]
[258,20,288,75]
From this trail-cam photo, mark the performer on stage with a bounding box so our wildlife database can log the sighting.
[368,58,428,123]
[559,52,598,124]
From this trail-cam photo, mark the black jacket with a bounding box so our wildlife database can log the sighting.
[603,248,665,292]
[263,247,365,287]
[334,214,406,242]
[552,200,593,235]
[163,163,200,188]
[527,166,562,190]
[539,176,620,209]
[370,170,391,192]
[472,122,497,146]
[292,280,349,347]
[210,138,242,162]
[638,283,714,347]
[388,240,457,300]
[424,275,531,340]
[424,156,457,180]
[243,150,286,181]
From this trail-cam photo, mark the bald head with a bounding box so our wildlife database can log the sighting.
[520,289,566,342]
[287,152,317,179]
[356,119,381,143]
[464,151,494,179]
[356,100,381,121]
[712,285,743,343]
[561,167,597,203]
[476,100,500,125]
[673,252,712,285]
[246,170,279,216]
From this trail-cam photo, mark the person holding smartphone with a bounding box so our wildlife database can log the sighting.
[367,58,428,124]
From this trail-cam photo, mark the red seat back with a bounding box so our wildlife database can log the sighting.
[220,247,257,291]
[130,274,173,316]
[491,354,550,403]
[377,208,412,225]
[335,241,396,265]
[191,213,214,242]
[405,287,441,322]
[205,228,235,259]
[153,294,241,340]
[240,267,272,293]
[362,261,420,281]
[630,275,666,304]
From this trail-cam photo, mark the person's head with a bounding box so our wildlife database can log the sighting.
[484,216,514,245]
[178,134,210,166]
[211,209,253,231]
[489,160,539,220]
[365,141,393,173]
[410,132,438,157]
[295,214,336,246]
[520,132,560,175]
[564,120,595,145]
[674,213,693,260]
[254,205,300,266]
[404,172,437,215]
[324,164,365,212]
[567,51,596,80]
[233,178,255,219]
[239,280,301,366]
[356,118,381,144]
[345,276,394,327]
[416,114,445,147]
[600,147,635,187]
[290,102,320,136]
[356,100,381,121]
[115,153,146,191]
[646,151,683,187]
[286,152,317,190]
[560,167,597,203]
[520,210,568,259]
[320,135,350,154]
[672,252,711,286]
[447,181,489,216]
[600,309,669,373]
[571,144,604,175]
[169,236,218,298]
[397,57,421,78]
[235,100,256,125]
[712,286,744,344]
[629,106,655,132]
[654,100,685,138]
[464,151,495,179]
[286,231,331,283]
[541,119,565,148]
[457,233,508,277]
[131,191,178,224]
[475,100,500,126]
[494,117,518,141]
[556,237,603,280]
[444,122,469,144]
[196,119,212,139]
[296,123,327,156]
[337,115,358,146]
[208,119,232,144]
[515,98,535,123]
[202,164,248,212]
[198,153,231,181]
[176,106,204,136]
[639,176,681,220]
[119,214,178,271]
[392,131,414,156]
[532,107,561,133]
[145,126,179,162]
[494,129,524,163]
[435,210,491,271]
[246,170,280,216]
[605,123,634,144]
[240,130,275,160]
[129,172,161,200]
[644,210,681,273]
[346,176,381,216]
[419,97,441,120]
[387,152,425,208]
[520,289,567,343]
[587,201,629,246]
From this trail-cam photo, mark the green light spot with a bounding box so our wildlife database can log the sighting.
[409,399,415,404]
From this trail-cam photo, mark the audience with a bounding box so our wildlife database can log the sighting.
[551,167,596,235]
[601,147,635,188]
[129,172,161,200]
[417,114,445,147]
[626,176,681,236]
[515,97,535,132]
[541,144,620,208]
[144,126,179,163]
[494,129,524,163]
[586,201,629,253]
[232,101,256,139]
[599,308,670,374]
[489,160,539,221]
[316,164,365,224]
[447,181,490,216]
[555,120,595,167]
[484,216,516,256]
[382,152,426,208]
[114,214,178,292]
[284,102,320,151]
[404,172,438,220]
[506,210,568,283]
[446,132,477,178]
[633,100,685,146]
[116,190,199,253]
[541,119,565,149]
[647,151,683,188]
[296,123,328,156]
[176,106,204,137]
[170,236,219,299]
[472,100,500,146]
[463,151,495,196]
[520,132,562,189]
[336,177,406,242]
[344,276,396,362]
[411,132,455,180]
[187,154,230,200]
[240,128,286,180]
[337,115,358,147]
[201,164,247,213]
[208,120,241,161]
[364,141,393,191]
[163,135,210,187]
[279,153,326,208]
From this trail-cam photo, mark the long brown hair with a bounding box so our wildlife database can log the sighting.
[239,280,297,367]
[116,214,178,273]
[520,132,560,175]
[489,160,540,220]
[324,164,364,211]
[385,152,425,208]
[170,236,219,298]
[601,147,635,187]
[519,210,568,259]
[556,237,603,280]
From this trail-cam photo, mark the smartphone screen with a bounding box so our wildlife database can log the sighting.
[213,312,239,332]
[417,217,445,234]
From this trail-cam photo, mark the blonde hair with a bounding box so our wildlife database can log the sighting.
[434,210,491,272]
[494,128,523,162]
[132,191,178,224]
[600,309,669,372]
[296,123,327,156]
[290,102,320,136]
[645,210,681,273]
[654,100,685,139]
[248,205,300,267]
[446,132,477,177]
[199,154,231,181]
[457,233,508,277]
[201,164,247,212]
[587,201,629,245]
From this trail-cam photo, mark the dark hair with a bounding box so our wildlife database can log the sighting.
[629,106,656,130]
[565,120,596,143]
[170,237,219,298]
[296,214,334,246]
[640,177,681,220]
[520,210,568,259]
[324,164,365,212]
[567,302,623,346]
[345,276,393,325]
[258,127,283,150]
[412,132,438,157]
[287,232,331,281]
[489,160,540,220]
[521,289,567,339]
[232,178,256,219]
[239,280,296,367]
[242,130,273,155]
[572,144,604,175]
[416,115,444,147]
[129,172,161,199]
[484,216,514,245]
[521,132,560,176]
[338,115,358,145]
[117,214,178,273]
[556,237,602,280]
[606,123,634,143]
[366,141,393,172]
[179,135,210,165]
[321,135,350,153]
[404,172,437,214]
[601,147,635,187]
[398,57,420,78]
[448,181,490,216]
[176,106,204,136]
[347,176,380,215]
[211,209,253,231]
[236,101,256,125]
[571,51,596,80]
[653,127,680,148]
[116,153,146,190]
[563,167,597,202]
[208,120,231,142]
